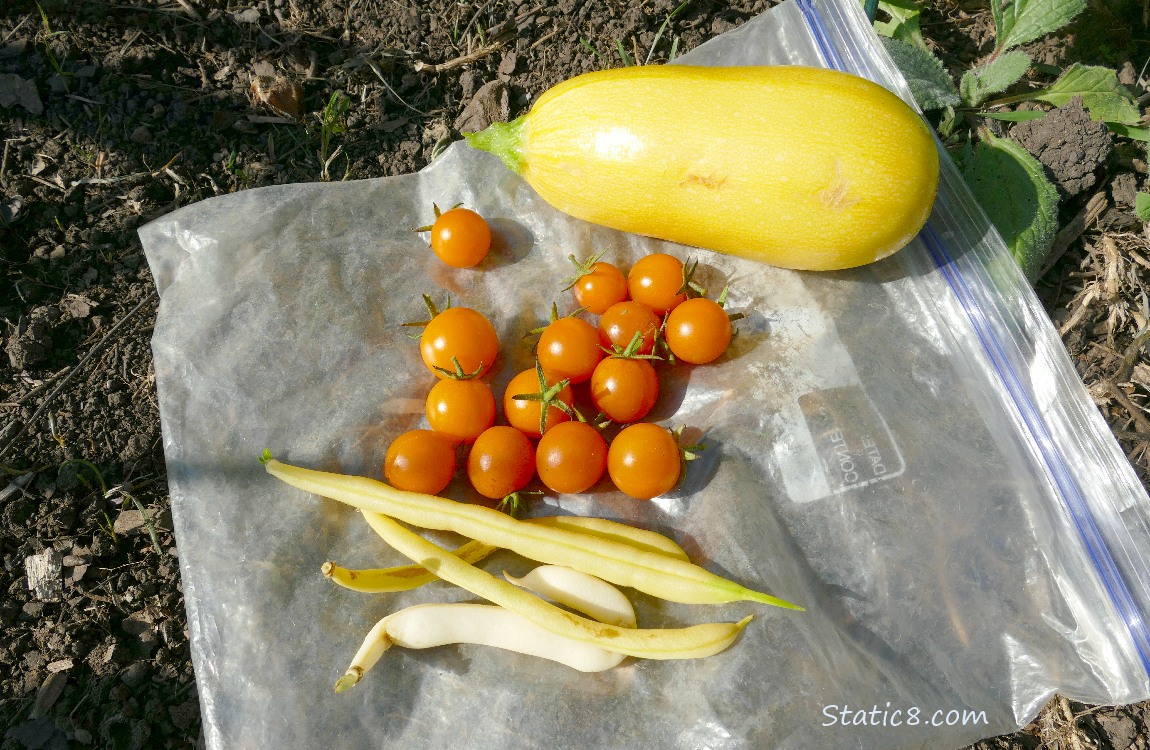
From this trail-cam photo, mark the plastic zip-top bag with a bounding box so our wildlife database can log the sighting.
[137,0,1150,747]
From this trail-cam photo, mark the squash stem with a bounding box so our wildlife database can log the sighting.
[464,116,527,175]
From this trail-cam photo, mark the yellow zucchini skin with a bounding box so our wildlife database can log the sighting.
[466,66,939,271]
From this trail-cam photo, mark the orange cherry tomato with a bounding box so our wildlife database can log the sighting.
[590,357,659,423]
[572,261,627,314]
[420,307,499,379]
[607,423,681,500]
[627,253,686,314]
[535,421,608,494]
[665,298,732,365]
[430,207,491,268]
[384,429,457,495]
[468,426,536,500]
[503,367,575,439]
[537,317,603,385]
[425,378,496,444]
[597,301,659,355]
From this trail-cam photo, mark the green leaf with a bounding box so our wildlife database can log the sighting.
[881,38,960,110]
[991,0,1086,52]
[960,50,1032,107]
[938,105,959,138]
[1034,64,1141,124]
[1136,193,1150,223]
[1107,123,1150,143]
[962,133,1060,283]
[874,0,926,49]
[614,39,634,67]
[978,110,1047,122]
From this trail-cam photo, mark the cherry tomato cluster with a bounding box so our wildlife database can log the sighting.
[558,251,734,498]
[389,209,737,507]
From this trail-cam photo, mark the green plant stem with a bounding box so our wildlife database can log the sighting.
[982,89,1043,108]
[463,116,527,174]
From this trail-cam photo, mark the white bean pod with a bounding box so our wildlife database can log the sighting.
[334,564,636,691]
[505,565,636,628]
[383,602,627,672]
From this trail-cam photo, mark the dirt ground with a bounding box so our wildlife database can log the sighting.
[1,0,1148,748]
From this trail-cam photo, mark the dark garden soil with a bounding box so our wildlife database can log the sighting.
[1,0,1148,748]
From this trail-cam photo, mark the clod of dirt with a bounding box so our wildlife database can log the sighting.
[130,125,154,144]
[120,660,152,687]
[1097,711,1139,749]
[3,717,68,750]
[112,509,146,535]
[497,51,519,79]
[168,702,200,731]
[1011,97,1113,199]
[85,635,127,679]
[453,79,510,134]
[0,73,44,115]
[1111,172,1138,208]
[59,294,96,320]
[1100,173,1141,231]
[1099,206,1141,232]
[5,306,61,370]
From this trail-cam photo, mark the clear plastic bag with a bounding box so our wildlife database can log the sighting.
[138,0,1150,747]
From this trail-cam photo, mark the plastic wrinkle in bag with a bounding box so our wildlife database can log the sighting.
[138,0,1150,747]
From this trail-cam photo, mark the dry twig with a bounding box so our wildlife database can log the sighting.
[414,26,516,73]
[1043,191,1108,278]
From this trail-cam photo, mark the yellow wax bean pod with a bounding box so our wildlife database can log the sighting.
[264,457,801,610]
[527,516,689,561]
[322,539,499,593]
[323,517,685,594]
[360,510,752,660]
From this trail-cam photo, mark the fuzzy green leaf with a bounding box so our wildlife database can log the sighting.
[991,0,1086,52]
[1136,193,1150,223]
[960,50,1032,107]
[1034,64,1141,125]
[881,38,960,110]
[962,134,1060,283]
[874,0,926,48]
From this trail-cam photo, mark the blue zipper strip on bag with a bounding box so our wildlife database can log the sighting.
[795,0,1150,677]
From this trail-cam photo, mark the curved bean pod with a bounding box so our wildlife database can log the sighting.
[323,516,686,594]
[527,516,688,561]
[386,603,628,670]
[361,510,753,660]
[335,565,637,691]
[505,565,636,628]
[323,539,497,593]
[265,458,800,609]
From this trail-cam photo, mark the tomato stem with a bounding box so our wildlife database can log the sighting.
[432,355,485,380]
[561,251,606,290]
[510,360,578,435]
[671,425,706,461]
[496,490,542,517]
[676,258,707,299]
[603,329,662,361]
[400,293,452,332]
